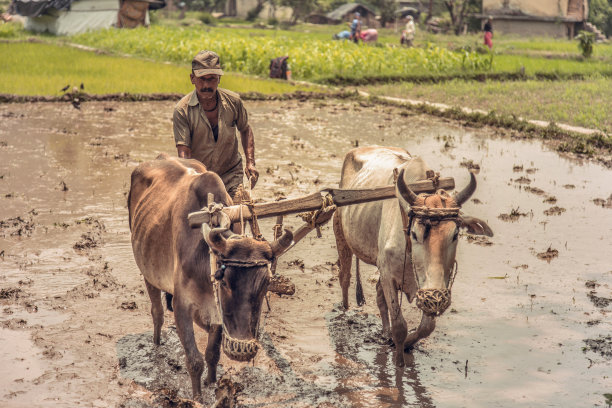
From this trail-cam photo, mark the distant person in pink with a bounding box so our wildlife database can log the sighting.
[484,16,493,49]
[360,28,378,43]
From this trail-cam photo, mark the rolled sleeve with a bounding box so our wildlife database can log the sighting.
[235,100,249,133]
[173,107,191,147]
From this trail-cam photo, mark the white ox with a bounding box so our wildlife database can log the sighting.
[333,146,493,366]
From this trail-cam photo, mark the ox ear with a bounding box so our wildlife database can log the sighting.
[459,215,494,237]
[454,172,477,206]
[270,228,294,258]
[395,168,418,208]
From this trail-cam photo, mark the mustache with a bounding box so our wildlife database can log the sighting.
[200,87,215,93]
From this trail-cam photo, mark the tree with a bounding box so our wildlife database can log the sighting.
[370,0,397,27]
[181,0,226,12]
[589,0,612,38]
[280,0,318,23]
[443,0,479,35]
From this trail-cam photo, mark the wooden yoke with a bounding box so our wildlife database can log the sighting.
[188,177,454,227]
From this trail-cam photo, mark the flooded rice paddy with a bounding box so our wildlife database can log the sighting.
[0,99,610,407]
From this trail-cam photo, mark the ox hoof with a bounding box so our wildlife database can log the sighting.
[204,374,217,386]
[394,353,405,367]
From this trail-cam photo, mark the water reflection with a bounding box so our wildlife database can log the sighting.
[326,307,435,408]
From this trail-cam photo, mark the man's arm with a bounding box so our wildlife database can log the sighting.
[240,125,259,188]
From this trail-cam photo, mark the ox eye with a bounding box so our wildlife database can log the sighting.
[452,229,459,241]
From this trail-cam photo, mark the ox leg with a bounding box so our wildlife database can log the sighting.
[380,278,407,367]
[375,278,391,342]
[174,303,204,401]
[404,313,436,352]
[204,324,222,385]
[144,280,164,345]
[333,212,352,310]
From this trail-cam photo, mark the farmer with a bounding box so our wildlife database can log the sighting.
[483,16,493,49]
[360,28,378,43]
[348,12,361,43]
[173,50,259,199]
[333,30,352,40]
[401,15,416,47]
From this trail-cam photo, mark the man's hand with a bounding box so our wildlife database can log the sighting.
[177,145,192,159]
[245,162,259,188]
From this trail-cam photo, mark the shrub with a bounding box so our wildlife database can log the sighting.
[576,30,595,58]
[198,12,216,25]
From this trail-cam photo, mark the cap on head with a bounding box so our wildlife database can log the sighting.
[355,12,360,17]
[192,50,224,77]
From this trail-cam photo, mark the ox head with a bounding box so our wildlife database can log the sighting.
[395,169,493,316]
[202,224,293,361]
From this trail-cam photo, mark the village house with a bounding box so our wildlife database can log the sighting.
[10,0,165,35]
[480,0,588,38]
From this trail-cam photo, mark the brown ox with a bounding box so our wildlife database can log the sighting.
[333,146,493,366]
[128,154,292,401]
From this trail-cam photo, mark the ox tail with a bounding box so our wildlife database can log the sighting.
[355,258,365,306]
[165,292,173,312]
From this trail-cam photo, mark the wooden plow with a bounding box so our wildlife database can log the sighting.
[188,176,455,246]
[189,175,454,295]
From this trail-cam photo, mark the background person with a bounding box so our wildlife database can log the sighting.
[360,28,378,43]
[173,50,259,198]
[333,30,352,40]
[401,15,416,47]
[484,16,493,49]
[348,12,361,43]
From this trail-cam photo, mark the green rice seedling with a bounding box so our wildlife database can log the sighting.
[0,42,314,95]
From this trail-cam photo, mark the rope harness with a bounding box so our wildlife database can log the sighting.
[298,193,336,237]
[399,199,461,317]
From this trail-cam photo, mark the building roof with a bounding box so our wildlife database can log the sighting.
[11,0,74,17]
[326,3,375,21]
[11,0,165,17]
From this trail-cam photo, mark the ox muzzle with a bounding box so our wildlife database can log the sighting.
[416,288,451,316]
[222,328,260,362]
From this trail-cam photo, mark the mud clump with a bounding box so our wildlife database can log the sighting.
[120,301,138,310]
[536,246,558,262]
[524,186,546,195]
[460,159,480,172]
[465,234,493,246]
[73,232,103,251]
[268,274,296,296]
[514,176,531,184]
[0,214,36,237]
[587,292,611,309]
[544,206,566,216]
[498,207,528,222]
[213,373,243,408]
[0,287,23,300]
[583,335,612,359]
[287,258,305,271]
[593,194,612,208]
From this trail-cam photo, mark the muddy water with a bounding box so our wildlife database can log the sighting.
[0,100,610,408]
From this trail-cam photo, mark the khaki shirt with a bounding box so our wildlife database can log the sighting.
[173,88,249,190]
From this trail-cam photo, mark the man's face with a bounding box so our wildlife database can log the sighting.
[191,73,220,98]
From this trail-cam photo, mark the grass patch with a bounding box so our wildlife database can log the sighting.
[365,77,612,133]
[0,41,315,96]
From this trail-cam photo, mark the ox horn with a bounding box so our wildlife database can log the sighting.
[454,172,477,206]
[270,228,294,257]
[202,224,232,253]
[395,168,418,206]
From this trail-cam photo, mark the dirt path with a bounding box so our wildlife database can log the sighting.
[0,100,610,407]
